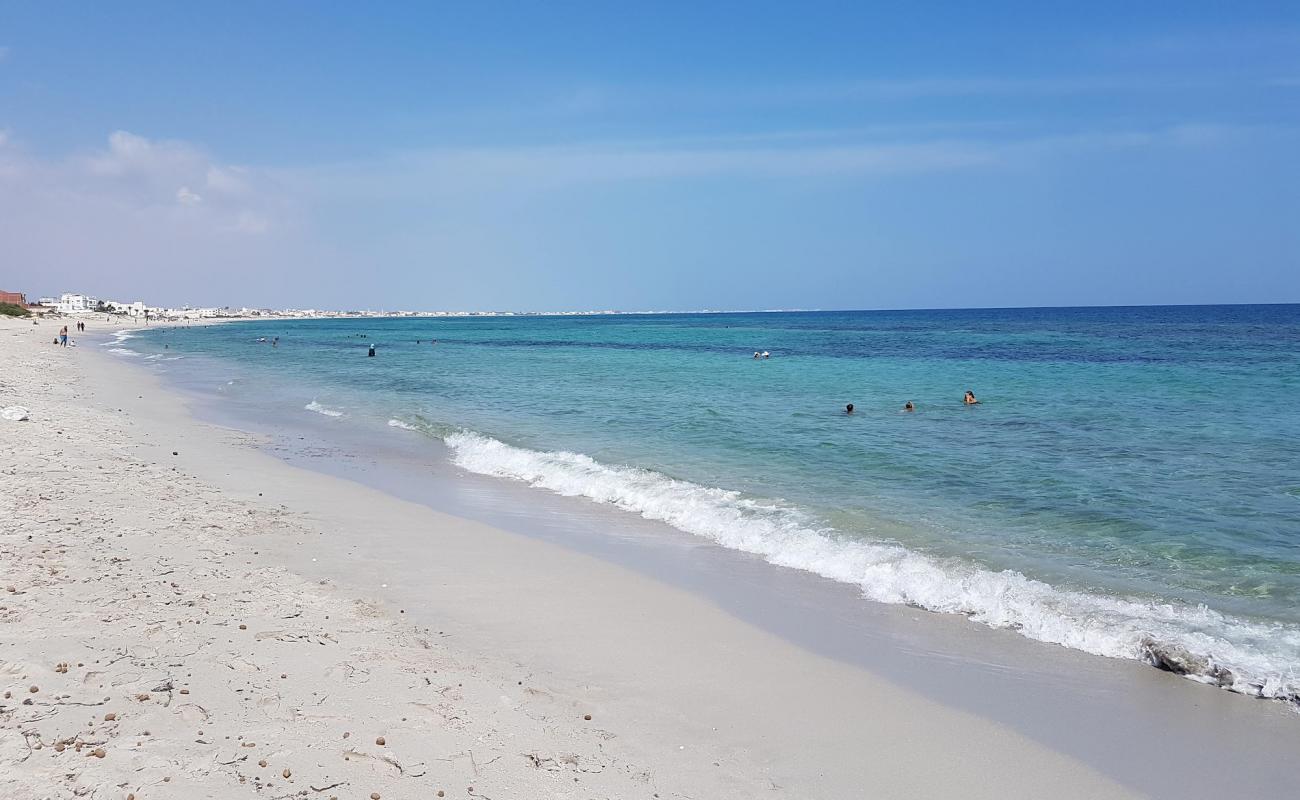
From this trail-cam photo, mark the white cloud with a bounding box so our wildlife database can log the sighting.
[0,130,299,304]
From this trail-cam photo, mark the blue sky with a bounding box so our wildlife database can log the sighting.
[1,1,1297,310]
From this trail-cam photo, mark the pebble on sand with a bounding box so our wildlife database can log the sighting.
[375,736,385,746]
[282,768,292,779]
[371,794,381,800]
[104,712,117,721]
[28,685,38,693]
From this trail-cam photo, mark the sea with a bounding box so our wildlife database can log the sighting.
[109,305,1300,705]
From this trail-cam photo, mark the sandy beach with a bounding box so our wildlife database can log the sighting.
[3,315,1296,799]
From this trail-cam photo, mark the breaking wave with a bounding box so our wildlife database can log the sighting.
[304,400,345,418]
[436,427,1300,705]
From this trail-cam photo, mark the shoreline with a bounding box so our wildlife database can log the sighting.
[127,321,1300,798]
[2,316,1296,797]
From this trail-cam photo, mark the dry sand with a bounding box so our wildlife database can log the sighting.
[0,316,1146,799]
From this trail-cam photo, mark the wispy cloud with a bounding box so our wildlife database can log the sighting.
[280,122,1249,204]
[0,121,1262,305]
[0,130,295,302]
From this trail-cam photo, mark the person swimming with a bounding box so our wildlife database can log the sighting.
[904,401,914,412]
[368,344,376,357]
[845,403,855,414]
[964,390,979,405]
[753,351,761,359]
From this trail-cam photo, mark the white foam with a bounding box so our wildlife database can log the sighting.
[103,330,137,346]
[304,400,345,418]
[443,429,1300,704]
[387,418,418,431]
[108,347,141,357]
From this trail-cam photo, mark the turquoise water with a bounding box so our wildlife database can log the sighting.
[114,306,1300,702]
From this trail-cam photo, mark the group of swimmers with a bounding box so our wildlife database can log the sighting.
[845,390,978,415]
[752,351,772,359]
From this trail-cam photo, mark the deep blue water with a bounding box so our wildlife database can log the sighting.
[114,305,1300,701]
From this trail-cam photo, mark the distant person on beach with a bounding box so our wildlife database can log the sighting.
[845,403,854,414]
[964,390,979,405]
[368,344,376,357]
[59,326,68,347]
[904,401,915,412]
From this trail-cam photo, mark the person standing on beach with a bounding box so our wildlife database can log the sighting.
[59,325,68,347]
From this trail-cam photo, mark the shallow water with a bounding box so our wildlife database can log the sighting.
[114,305,1300,702]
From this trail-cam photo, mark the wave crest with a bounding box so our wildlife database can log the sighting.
[304,400,345,418]
[442,429,1300,705]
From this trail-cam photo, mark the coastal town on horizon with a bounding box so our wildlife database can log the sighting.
[0,288,811,320]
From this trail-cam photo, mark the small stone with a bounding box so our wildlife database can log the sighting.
[91,747,106,758]
[371,794,381,800]
[342,731,350,739]
[437,792,445,797]
[583,714,591,721]
[239,624,247,630]
[259,759,267,768]
[282,768,291,779]
[179,688,190,694]
[172,451,178,456]
[104,712,117,721]
[375,736,385,746]
[280,673,287,679]
[28,685,38,693]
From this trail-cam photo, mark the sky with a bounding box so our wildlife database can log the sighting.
[1,1,1297,311]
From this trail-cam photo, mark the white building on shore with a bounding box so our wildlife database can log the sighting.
[55,293,98,314]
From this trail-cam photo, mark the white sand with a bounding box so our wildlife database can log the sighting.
[0,316,1144,799]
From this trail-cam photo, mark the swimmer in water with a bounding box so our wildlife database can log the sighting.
[368,344,376,357]
[845,403,855,414]
[964,390,979,405]
[903,401,914,412]
[753,351,761,359]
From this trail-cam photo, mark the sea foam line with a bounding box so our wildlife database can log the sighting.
[440,428,1300,705]
[304,400,345,418]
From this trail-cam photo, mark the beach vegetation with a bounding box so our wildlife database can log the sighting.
[0,302,31,318]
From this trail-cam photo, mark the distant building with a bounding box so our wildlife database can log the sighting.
[0,291,27,306]
[55,293,98,314]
